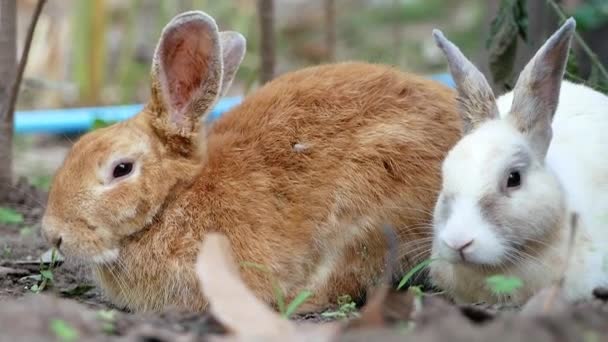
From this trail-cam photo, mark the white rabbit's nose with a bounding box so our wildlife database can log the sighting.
[442,237,474,260]
[446,239,473,251]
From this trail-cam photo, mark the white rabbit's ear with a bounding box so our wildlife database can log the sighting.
[219,31,246,97]
[507,18,576,159]
[433,29,499,134]
[150,11,222,136]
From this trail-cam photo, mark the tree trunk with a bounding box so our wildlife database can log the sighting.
[0,0,17,200]
[257,0,275,84]
[324,0,336,62]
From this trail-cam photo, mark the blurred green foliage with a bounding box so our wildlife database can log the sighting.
[487,0,608,94]
[573,0,608,31]
[486,0,528,91]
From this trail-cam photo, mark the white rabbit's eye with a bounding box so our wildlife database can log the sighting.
[113,162,133,179]
[507,171,521,188]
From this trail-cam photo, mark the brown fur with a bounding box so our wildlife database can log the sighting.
[42,12,461,313]
[44,62,460,313]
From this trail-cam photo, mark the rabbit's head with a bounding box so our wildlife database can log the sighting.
[41,11,246,263]
[430,19,575,268]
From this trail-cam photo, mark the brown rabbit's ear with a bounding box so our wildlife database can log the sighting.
[150,11,222,139]
[433,29,499,134]
[219,31,246,97]
[507,18,575,159]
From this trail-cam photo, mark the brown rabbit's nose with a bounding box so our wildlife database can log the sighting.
[52,236,63,249]
[42,229,63,249]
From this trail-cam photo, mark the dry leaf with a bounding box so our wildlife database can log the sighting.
[520,286,568,317]
[346,285,416,330]
[196,233,293,337]
[196,233,340,342]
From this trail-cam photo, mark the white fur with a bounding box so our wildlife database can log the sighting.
[91,248,120,264]
[432,80,608,304]
[437,193,506,265]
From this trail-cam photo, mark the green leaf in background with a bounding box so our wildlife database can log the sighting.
[50,319,79,342]
[0,207,24,224]
[573,0,608,31]
[486,0,528,91]
[486,275,523,295]
[30,175,52,190]
[91,118,113,131]
[283,290,313,318]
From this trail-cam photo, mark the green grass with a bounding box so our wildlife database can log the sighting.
[241,261,313,318]
[397,258,436,290]
[284,290,314,318]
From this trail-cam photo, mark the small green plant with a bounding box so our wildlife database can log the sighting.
[321,294,359,319]
[2,244,12,258]
[0,207,24,224]
[97,309,117,334]
[485,275,523,295]
[30,248,59,293]
[241,261,313,318]
[397,258,436,290]
[49,319,79,342]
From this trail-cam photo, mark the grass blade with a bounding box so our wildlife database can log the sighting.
[397,258,436,290]
[283,290,313,318]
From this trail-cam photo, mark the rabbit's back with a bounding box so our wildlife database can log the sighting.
[207,62,460,231]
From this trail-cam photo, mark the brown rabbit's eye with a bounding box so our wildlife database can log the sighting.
[507,171,521,188]
[113,162,133,179]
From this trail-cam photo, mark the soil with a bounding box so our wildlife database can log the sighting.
[1,179,607,341]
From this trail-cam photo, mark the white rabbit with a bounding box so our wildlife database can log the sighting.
[428,18,608,305]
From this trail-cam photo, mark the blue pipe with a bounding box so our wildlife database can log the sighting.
[14,97,242,135]
[14,74,454,135]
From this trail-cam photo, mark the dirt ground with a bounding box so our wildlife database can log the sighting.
[1,179,608,341]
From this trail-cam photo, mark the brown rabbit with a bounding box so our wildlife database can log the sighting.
[41,11,461,313]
